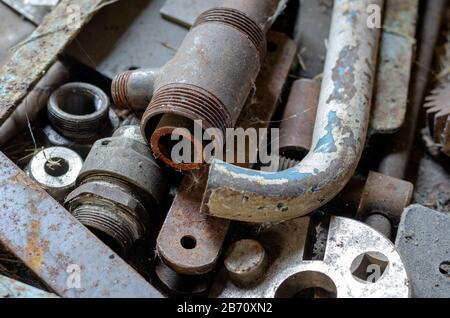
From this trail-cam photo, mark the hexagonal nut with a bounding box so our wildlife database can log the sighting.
[65,180,150,224]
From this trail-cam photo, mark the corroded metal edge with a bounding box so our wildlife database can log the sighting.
[0,152,162,298]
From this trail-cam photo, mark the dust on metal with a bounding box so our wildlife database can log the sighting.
[371,0,418,134]
[0,0,110,125]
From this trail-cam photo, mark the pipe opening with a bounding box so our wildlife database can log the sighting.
[150,114,205,170]
[275,271,337,298]
[57,90,101,116]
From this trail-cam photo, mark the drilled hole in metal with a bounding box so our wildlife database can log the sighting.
[44,157,69,177]
[350,252,389,283]
[275,271,337,298]
[180,235,197,250]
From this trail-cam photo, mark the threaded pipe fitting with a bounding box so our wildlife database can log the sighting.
[48,82,110,140]
[65,126,169,256]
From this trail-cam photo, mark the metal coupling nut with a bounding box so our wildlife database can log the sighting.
[26,147,83,203]
[48,82,110,140]
[65,126,169,256]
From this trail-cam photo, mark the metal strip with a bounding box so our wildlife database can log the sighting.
[371,0,418,134]
[0,0,110,125]
[0,152,162,298]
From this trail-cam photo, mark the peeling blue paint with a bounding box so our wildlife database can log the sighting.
[315,111,339,153]
[213,160,312,182]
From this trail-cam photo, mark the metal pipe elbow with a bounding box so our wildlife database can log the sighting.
[201,0,384,223]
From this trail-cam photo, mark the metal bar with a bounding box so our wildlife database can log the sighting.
[0,152,162,298]
[0,0,110,125]
[201,0,383,223]
[370,0,418,134]
[378,0,447,178]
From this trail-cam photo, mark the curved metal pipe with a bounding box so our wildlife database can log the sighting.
[201,0,384,222]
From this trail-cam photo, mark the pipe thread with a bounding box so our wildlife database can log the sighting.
[194,7,266,58]
[143,83,232,135]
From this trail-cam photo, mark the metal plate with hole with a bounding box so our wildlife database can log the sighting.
[211,216,410,298]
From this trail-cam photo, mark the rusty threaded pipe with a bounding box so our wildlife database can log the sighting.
[111,0,282,171]
[200,0,384,222]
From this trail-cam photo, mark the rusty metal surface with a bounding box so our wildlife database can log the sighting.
[0,0,109,125]
[378,0,447,178]
[202,0,383,223]
[370,0,418,134]
[0,151,163,298]
[156,32,297,275]
[0,275,58,298]
[112,0,281,171]
[357,171,414,225]
[279,78,320,158]
[157,169,226,275]
[211,217,410,298]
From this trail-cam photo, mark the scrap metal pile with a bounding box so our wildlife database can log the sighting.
[0,0,449,298]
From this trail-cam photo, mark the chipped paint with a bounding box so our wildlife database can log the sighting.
[315,111,339,153]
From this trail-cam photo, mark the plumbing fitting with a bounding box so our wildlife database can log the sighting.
[48,82,110,141]
[201,0,383,222]
[155,32,298,276]
[65,125,169,256]
[45,82,120,157]
[26,147,83,203]
[211,217,410,298]
[111,0,283,171]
